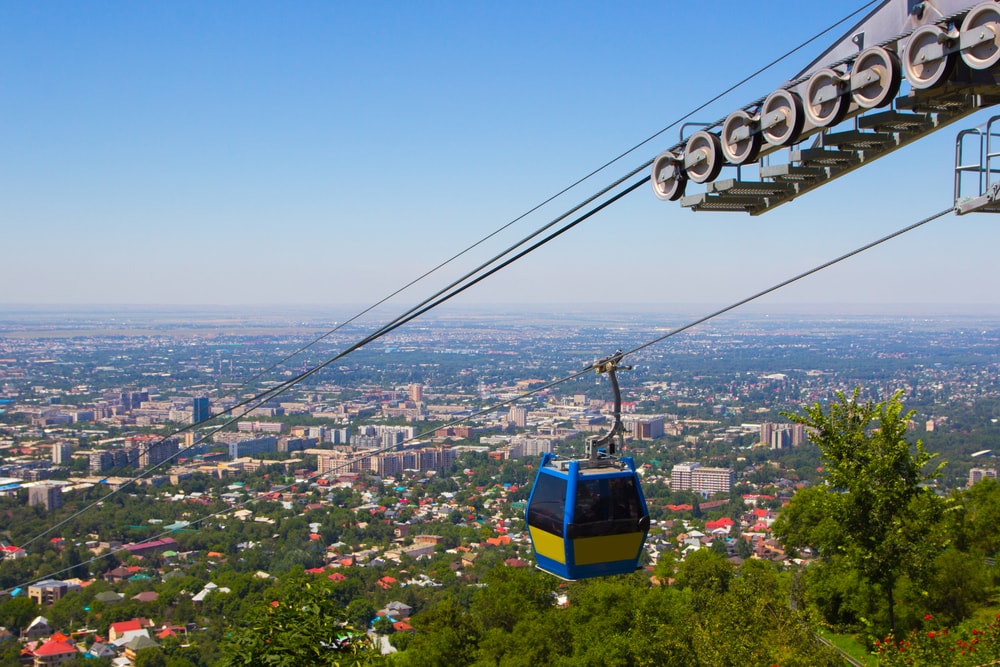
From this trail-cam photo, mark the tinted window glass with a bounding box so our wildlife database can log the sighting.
[609,477,642,522]
[574,479,608,524]
[527,474,567,537]
[570,475,644,539]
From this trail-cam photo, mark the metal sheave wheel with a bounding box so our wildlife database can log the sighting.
[651,150,688,201]
[804,68,849,127]
[760,89,805,147]
[851,46,902,108]
[961,3,1000,70]
[684,131,724,184]
[903,24,957,89]
[721,109,762,165]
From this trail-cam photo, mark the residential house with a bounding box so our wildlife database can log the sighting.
[123,635,159,663]
[108,619,153,645]
[86,642,117,660]
[27,580,69,606]
[1,545,27,560]
[382,601,412,619]
[23,616,52,639]
[31,638,76,666]
[104,567,132,584]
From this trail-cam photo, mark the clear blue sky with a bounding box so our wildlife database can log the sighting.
[2,1,998,312]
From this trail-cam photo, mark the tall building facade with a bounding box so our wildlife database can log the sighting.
[670,462,735,495]
[228,437,278,460]
[627,416,664,440]
[760,422,808,449]
[192,396,210,424]
[135,437,180,469]
[969,467,998,486]
[318,445,455,478]
[52,443,73,465]
[508,406,528,428]
[28,484,63,511]
[671,462,698,490]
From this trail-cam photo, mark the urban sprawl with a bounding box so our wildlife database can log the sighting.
[0,308,998,663]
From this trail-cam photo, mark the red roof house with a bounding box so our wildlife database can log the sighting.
[32,638,77,662]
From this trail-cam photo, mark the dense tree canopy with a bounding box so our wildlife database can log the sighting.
[776,389,945,632]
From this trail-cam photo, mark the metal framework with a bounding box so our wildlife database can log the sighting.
[651,0,1000,215]
[955,113,1000,211]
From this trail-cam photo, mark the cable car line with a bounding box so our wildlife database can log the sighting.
[38,0,880,523]
[522,206,954,578]
[617,206,954,363]
[9,199,954,590]
[7,0,901,569]
[527,353,652,579]
[3,353,611,592]
[8,348,628,591]
[127,0,880,430]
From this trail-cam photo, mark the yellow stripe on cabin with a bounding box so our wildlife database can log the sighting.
[572,532,644,566]
[529,527,566,564]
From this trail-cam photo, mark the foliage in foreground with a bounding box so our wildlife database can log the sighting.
[389,558,840,667]
[780,389,944,632]
[217,577,381,667]
[875,613,1000,666]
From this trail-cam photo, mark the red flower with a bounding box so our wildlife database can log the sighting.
[925,614,933,621]
[928,632,936,638]
[973,629,980,635]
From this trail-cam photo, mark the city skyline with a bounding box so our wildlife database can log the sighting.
[3,2,1000,310]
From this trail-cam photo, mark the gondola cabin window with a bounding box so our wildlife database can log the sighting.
[569,476,643,539]
[526,473,566,537]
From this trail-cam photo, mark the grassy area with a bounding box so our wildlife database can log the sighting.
[818,629,876,666]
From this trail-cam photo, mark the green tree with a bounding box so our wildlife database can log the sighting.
[674,548,733,611]
[919,547,989,626]
[710,538,728,556]
[652,550,677,583]
[395,596,479,667]
[164,658,198,667]
[952,477,1000,557]
[780,389,944,632]
[470,565,553,633]
[771,485,843,559]
[0,595,39,632]
[134,648,167,667]
[216,578,380,667]
[372,616,394,636]
[801,556,869,628]
[692,560,841,667]
[346,598,376,631]
[61,545,90,580]
[735,536,753,560]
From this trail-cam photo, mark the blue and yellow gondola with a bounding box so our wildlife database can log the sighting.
[527,453,650,580]
[525,351,650,580]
